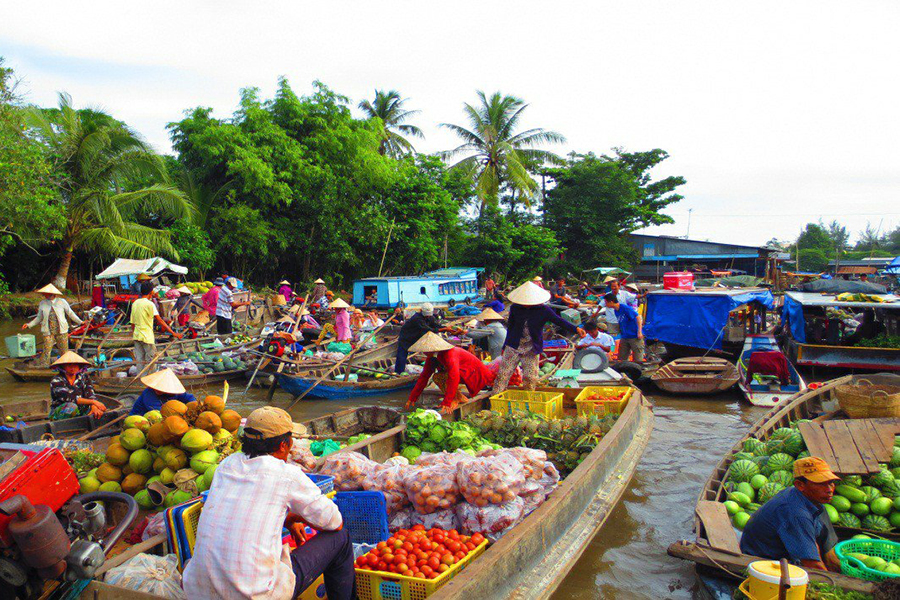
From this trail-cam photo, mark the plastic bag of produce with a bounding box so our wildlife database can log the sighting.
[310,439,342,457]
[456,454,525,507]
[364,463,413,514]
[455,496,525,542]
[521,489,545,515]
[141,512,167,542]
[104,553,187,599]
[416,450,476,468]
[409,507,458,530]
[539,462,560,495]
[388,507,415,532]
[318,451,376,491]
[404,463,460,514]
[288,444,317,472]
[479,447,546,480]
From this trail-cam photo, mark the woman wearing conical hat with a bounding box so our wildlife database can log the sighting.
[22,283,84,367]
[330,298,352,343]
[478,308,507,360]
[128,368,196,416]
[493,281,585,394]
[405,332,496,413]
[48,352,106,420]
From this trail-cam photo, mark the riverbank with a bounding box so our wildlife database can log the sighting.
[0,291,91,319]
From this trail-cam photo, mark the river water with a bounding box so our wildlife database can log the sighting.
[0,318,773,599]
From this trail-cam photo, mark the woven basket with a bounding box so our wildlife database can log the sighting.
[836,378,900,418]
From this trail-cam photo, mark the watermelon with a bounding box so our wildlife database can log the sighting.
[891,448,900,469]
[745,502,761,513]
[851,503,870,517]
[770,427,795,442]
[733,512,751,530]
[723,500,741,516]
[796,451,810,460]
[891,467,900,480]
[764,453,795,475]
[743,438,767,456]
[890,512,900,529]
[844,475,864,487]
[883,481,900,499]
[765,438,787,456]
[728,492,753,508]
[737,482,756,501]
[750,474,768,490]
[831,495,852,513]
[839,513,862,528]
[862,486,883,504]
[733,452,755,463]
[824,503,839,524]
[870,468,895,490]
[751,455,769,470]
[791,419,811,429]
[871,497,894,517]
[729,460,760,483]
[769,470,794,487]
[862,514,893,533]
[782,431,805,457]
[757,482,786,504]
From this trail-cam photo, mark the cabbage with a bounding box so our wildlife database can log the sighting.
[401,446,422,464]
[428,421,453,444]
[420,440,439,453]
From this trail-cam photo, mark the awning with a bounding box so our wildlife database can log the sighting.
[96,257,188,280]
[837,266,877,275]
[582,267,632,276]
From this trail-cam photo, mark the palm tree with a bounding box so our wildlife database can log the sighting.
[25,93,193,288]
[358,90,424,158]
[441,91,565,211]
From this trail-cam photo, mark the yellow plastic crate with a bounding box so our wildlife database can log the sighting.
[489,390,564,419]
[573,386,633,417]
[356,540,488,600]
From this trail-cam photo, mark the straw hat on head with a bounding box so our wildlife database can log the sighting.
[278,315,294,324]
[314,278,326,285]
[330,298,350,310]
[478,307,504,322]
[507,281,551,306]
[408,332,453,353]
[176,286,192,295]
[140,368,186,395]
[278,280,290,286]
[532,276,543,282]
[213,277,225,286]
[603,276,617,284]
[36,283,63,296]
[137,273,152,281]
[624,282,638,292]
[51,351,90,368]
[420,302,434,316]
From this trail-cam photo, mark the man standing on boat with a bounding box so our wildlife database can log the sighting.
[740,457,841,572]
[23,284,84,367]
[216,277,251,335]
[592,278,637,335]
[131,282,181,369]
[405,332,496,413]
[601,293,644,362]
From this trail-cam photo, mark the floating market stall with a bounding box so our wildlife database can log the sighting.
[277,357,420,400]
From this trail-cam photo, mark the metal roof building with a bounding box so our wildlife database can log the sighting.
[629,234,776,280]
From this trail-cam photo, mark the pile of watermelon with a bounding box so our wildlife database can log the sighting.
[722,420,900,535]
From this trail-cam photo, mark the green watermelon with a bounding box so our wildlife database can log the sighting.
[890,512,900,529]
[765,438,787,456]
[830,495,852,513]
[843,475,864,487]
[862,514,893,532]
[769,470,794,487]
[891,448,900,468]
[890,467,900,480]
[882,481,900,499]
[796,451,810,460]
[839,513,862,528]
[750,474,768,490]
[757,482,786,504]
[770,427,795,442]
[751,455,769,470]
[723,500,741,516]
[737,482,756,501]
[782,431,805,456]
[745,502,761,513]
[824,503,839,524]
[851,503,870,517]
[791,419,811,429]
[862,486,883,504]
[733,512,751,530]
[871,468,895,490]
[733,452,755,463]
[729,460,760,483]
[764,453,794,475]
[743,438,767,456]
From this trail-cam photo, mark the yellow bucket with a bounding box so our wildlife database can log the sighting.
[739,561,808,600]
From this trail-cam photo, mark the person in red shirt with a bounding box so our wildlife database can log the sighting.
[405,332,495,413]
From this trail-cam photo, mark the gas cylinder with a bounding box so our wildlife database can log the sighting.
[0,495,70,579]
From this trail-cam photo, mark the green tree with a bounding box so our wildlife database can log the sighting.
[169,221,214,276]
[25,93,192,288]
[795,223,833,254]
[358,90,423,158]
[458,205,558,279]
[825,220,850,253]
[855,223,884,252]
[441,91,565,212]
[797,248,828,272]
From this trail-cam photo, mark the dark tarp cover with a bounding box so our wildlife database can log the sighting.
[643,290,775,350]
[782,294,806,343]
[798,279,887,294]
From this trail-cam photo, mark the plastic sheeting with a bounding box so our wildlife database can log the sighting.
[96,257,188,280]
[643,290,775,350]
[798,279,887,294]
[782,294,806,344]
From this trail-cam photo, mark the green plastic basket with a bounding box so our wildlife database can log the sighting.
[834,539,900,581]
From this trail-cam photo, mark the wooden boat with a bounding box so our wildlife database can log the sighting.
[736,333,806,407]
[667,375,900,596]
[0,394,130,445]
[650,356,739,394]
[277,357,419,400]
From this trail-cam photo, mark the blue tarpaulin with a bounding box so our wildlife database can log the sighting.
[643,290,775,350]
[782,294,806,344]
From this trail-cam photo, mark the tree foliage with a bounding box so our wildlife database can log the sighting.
[358,90,423,158]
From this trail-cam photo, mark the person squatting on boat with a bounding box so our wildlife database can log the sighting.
[405,332,496,414]
[48,351,106,420]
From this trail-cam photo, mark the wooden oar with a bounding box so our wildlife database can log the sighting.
[287,313,397,409]
[91,311,126,356]
[265,293,309,401]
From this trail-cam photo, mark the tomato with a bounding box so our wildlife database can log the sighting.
[440,553,454,565]
[448,529,459,540]
[412,524,425,531]
[377,541,388,551]
[446,540,460,553]
[395,549,407,558]
[427,555,441,569]
[415,550,427,561]
[377,561,388,571]
[471,533,485,545]
[455,551,466,560]
[382,552,394,563]
[437,564,449,573]
[393,555,406,566]
[465,542,476,552]
[397,563,409,573]
[402,542,414,552]
[393,540,404,550]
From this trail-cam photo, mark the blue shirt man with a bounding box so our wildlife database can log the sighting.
[128,368,196,415]
[740,456,841,572]
[614,304,641,340]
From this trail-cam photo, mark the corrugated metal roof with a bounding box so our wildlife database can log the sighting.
[786,291,900,308]
[836,266,878,275]
[643,253,760,261]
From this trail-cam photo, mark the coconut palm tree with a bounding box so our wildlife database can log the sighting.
[358,90,424,158]
[441,91,565,211]
[25,93,193,288]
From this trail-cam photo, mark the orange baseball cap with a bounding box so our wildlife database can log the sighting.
[793,457,839,483]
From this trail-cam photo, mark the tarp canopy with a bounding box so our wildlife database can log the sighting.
[693,275,762,288]
[782,294,807,343]
[781,291,900,344]
[884,256,900,275]
[643,289,775,350]
[96,257,187,280]
[798,279,887,294]
[582,267,631,276]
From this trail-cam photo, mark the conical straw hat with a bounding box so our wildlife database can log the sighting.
[36,283,63,296]
[140,368,186,395]
[51,351,91,368]
[507,281,551,306]
[279,280,290,286]
[175,286,192,295]
[408,332,453,353]
[603,276,617,284]
[532,276,542,282]
[478,308,504,322]
[330,298,350,310]
[314,278,326,284]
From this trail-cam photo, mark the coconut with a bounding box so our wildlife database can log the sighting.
[110,435,121,446]
[79,476,101,494]
[196,476,210,493]
[147,422,175,447]
[164,448,188,470]
[161,400,188,419]
[99,481,122,493]
[203,395,225,415]
[121,465,133,476]
[185,400,200,414]
[120,428,146,451]
[146,475,161,486]
[219,409,242,433]
[164,415,189,437]
[159,467,176,485]
[152,456,166,473]
[144,410,163,424]
[180,429,213,454]
[129,449,154,474]
[121,473,148,495]
[134,489,155,509]
[87,468,98,479]
[190,450,219,474]
[123,415,150,432]
[202,463,218,488]
[96,463,122,483]
[105,444,130,467]
[156,445,176,460]
[195,411,222,434]
[164,489,192,507]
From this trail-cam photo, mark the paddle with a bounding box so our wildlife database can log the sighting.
[90,311,126,356]
[264,293,310,401]
[287,313,397,409]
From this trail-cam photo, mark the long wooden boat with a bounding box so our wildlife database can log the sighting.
[736,333,806,407]
[0,394,130,445]
[650,356,739,394]
[667,375,900,596]
[277,357,419,400]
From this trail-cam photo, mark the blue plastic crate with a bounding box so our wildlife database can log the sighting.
[333,491,390,545]
[307,473,334,495]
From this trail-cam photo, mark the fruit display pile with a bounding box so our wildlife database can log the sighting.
[722,420,900,534]
[581,390,628,403]
[354,524,486,580]
[76,396,242,510]
[840,535,900,576]
[400,409,500,461]
[161,352,249,376]
[182,281,214,295]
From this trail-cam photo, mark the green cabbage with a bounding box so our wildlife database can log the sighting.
[401,446,422,464]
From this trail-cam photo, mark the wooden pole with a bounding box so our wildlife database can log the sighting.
[265,293,310,401]
[88,311,126,356]
[377,219,396,278]
[287,313,397,410]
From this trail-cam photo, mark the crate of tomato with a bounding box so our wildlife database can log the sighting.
[355,525,488,600]
[573,386,633,417]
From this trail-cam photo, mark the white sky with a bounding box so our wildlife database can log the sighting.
[3,0,899,247]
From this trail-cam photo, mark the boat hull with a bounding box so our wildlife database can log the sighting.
[277,372,417,400]
[736,334,805,407]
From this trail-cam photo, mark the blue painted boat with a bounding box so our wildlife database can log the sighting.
[352,267,484,308]
[277,358,419,400]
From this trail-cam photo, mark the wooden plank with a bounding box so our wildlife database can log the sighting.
[823,420,873,474]
[869,418,900,456]
[845,420,881,472]
[857,419,892,462]
[798,422,842,473]
[695,501,741,554]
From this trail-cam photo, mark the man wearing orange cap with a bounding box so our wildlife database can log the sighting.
[740,457,841,572]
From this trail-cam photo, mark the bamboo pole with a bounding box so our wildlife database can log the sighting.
[265,293,310,401]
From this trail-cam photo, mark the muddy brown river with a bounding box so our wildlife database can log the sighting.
[0,319,772,599]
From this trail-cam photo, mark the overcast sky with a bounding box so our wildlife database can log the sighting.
[3,1,898,247]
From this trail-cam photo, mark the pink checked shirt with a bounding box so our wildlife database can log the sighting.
[182,453,342,600]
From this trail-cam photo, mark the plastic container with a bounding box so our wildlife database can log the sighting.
[333,491,391,544]
[574,386,632,417]
[835,538,900,582]
[663,271,694,291]
[307,473,335,495]
[738,560,808,600]
[355,539,488,600]
[5,334,36,358]
[490,390,564,419]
